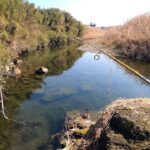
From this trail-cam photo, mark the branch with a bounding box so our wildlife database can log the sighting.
[0,87,8,120]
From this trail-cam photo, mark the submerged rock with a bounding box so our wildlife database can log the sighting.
[35,67,48,75]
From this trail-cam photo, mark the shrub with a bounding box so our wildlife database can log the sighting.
[5,21,17,35]
[101,13,150,59]
[0,31,9,41]
[19,28,29,39]
[49,34,68,50]
[0,44,10,66]
[0,1,83,59]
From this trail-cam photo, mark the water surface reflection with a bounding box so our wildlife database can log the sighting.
[1,47,150,150]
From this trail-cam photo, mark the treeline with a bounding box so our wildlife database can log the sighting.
[0,0,83,62]
[101,14,150,60]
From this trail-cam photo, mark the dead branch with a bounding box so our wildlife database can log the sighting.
[0,86,8,120]
[0,75,26,125]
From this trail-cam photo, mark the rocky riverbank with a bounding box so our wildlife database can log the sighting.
[53,98,150,150]
[51,112,95,149]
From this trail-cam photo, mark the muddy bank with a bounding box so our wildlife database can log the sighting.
[86,40,150,61]
[79,41,128,58]
[54,98,150,150]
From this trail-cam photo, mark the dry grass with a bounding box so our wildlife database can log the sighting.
[101,13,150,59]
[102,98,150,126]
[83,26,106,39]
[0,44,10,76]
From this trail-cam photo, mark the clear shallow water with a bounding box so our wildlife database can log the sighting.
[1,47,150,150]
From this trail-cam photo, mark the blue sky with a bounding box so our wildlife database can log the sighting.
[28,0,150,26]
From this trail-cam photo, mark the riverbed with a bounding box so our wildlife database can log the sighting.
[0,45,150,150]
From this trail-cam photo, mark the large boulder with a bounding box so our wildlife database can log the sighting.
[86,98,150,150]
[97,108,150,150]
[52,99,150,150]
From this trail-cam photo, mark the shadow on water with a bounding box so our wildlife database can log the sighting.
[119,57,150,80]
[1,45,150,150]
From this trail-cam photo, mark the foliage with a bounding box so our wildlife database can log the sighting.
[0,44,10,66]
[5,21,17,35]
[101,13,150,59]
[49,34,68,50]
[42,8,83,36]
[0,0,83,59]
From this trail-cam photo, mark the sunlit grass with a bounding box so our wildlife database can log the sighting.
[101,13,150,58]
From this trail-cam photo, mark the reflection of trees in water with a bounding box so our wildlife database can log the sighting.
[119,57,150,79]
[116,57,150,86]
[21,45,83,76]
[0,46,83,149]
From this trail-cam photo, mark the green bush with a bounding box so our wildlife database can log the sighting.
[5,21,17,35]
[0,0,83,59]
[19,28,29,39]
[0,44,10,66]
[49,34,68,50]
[0,31,9,41]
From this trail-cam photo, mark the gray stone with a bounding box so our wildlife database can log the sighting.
[35,67,48,75]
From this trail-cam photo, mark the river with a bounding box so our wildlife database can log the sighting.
[0,45,150,150]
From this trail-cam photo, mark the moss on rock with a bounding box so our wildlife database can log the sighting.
[87,98,150,150]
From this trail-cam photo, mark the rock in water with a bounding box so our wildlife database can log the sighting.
[35,67,48,75]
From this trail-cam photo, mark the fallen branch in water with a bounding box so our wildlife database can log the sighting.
[0,73,9,120]
[0,75,26,125]
[0,86,8,120]
[0,85,26,125]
